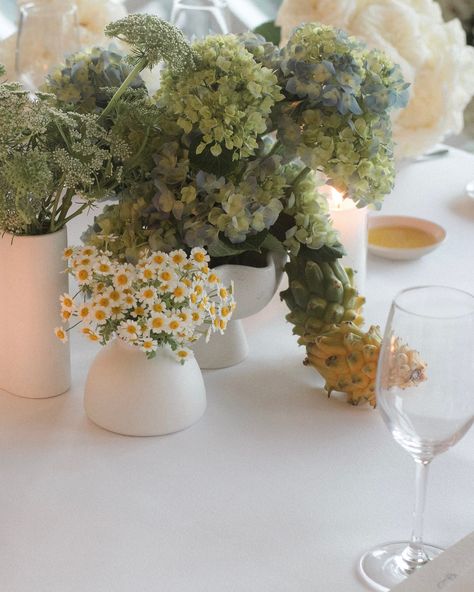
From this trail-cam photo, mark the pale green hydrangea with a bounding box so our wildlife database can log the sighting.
[157,35,283,160]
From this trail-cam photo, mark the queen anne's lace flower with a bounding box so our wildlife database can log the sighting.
[276,0,474,158]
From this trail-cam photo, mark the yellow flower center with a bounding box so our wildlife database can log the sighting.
[98,263,110,273]
[153,303,164,313]
[126,325,137,334]
[174,286,185,298]
[143,289,154,299]
[221,306,230,317]
[194,252,205,263]
[79,307,90,318]
[95,310,106,321]
[98,297,110,308]
[63,297,73,308]
[153,254,165,264]
[116,274,128,286]
[177,350,189,359]
[219,288,228,299]
[110,290,121,302]
[152,317,164,329]
[169,320,180,331]
[143,268,154,279]
[78,269,89,281]
[134,307,145,316]
[160,271,172,281]
[172,254,185,264]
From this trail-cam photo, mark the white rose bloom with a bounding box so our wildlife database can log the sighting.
[276,0,474,158]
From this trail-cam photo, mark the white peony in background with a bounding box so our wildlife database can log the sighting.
[276,0,474,159]
[0,0,127,78]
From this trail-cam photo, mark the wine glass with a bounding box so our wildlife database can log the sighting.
[359,285,474,591]
[16,0,80,91]
[170,0,229,40]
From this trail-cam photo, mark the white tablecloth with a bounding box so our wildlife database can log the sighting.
[0,147,473,592]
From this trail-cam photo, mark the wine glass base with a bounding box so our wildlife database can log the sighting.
[359,541,444,591]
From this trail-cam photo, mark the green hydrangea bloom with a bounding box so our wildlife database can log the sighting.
[275,23,409,207]
[283,167,339,255]
[157,34,283,160]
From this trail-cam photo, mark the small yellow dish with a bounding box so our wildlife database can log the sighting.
[368,215,446,260]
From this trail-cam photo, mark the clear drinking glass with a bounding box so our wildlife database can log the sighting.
[16,0,80,91]
[359,285,474,591]
[170,0,229,40]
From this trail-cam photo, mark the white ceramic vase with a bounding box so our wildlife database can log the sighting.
[84,339,207,437]
[0,228,71,398]
[193,250,286,369]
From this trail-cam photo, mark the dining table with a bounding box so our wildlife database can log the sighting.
[0,145,473,592]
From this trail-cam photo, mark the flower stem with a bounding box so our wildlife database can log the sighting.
[291,166,312,187]
[99,57,148,122]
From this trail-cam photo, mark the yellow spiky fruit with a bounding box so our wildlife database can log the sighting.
[305,322,427,407]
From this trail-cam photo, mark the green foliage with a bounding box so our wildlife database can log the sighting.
[253,20,281,46]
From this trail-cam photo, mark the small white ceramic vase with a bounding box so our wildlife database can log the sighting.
[193,251,286,369]
[84,339,207,437]
[0,228,71,398]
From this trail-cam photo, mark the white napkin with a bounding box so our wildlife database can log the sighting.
[391,532,474,591]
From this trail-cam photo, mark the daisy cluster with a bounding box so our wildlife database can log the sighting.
[54,246,235,362]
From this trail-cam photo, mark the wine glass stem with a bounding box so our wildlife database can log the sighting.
[400,459,431,572]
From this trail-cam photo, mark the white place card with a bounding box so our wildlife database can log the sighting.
[391,532,474,591]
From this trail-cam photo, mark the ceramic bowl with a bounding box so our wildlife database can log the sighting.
[368,215,446,261]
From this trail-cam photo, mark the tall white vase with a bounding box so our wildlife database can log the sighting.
[84,339,207,437]
[193,251,286,369]
[0,228,71,398]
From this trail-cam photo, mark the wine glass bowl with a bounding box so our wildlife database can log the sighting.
[170,0,229,40]
[360,285,474,591]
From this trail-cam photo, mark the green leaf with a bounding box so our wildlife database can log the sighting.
[261,232,287,254]
[207,230,269,258]
[253,21,281,46]
[188,134,238,177]
[300,242,346,263]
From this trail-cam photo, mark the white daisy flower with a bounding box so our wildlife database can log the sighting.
[151,300,166,314]
[78,304,92,321]
[75,266,92,285]
[110,304,125,321]
[166,315,182,334]
[122,292,137,310]
[60,293,74,311]
[54,326,68,343]
[172,282,188,303]
[139,286,158,305]
[151,252,169,267]
[140,338,158,354]
[92,306,109,325]
[174,346,192,364]
[94,256,114,276]
[118,320,141,341]
[190,247,209,266]
[149,313,167,333]
[158,267,177,286]
[169,249,187,267]
[63,247,76,260]
[113,265,135,289]
[138,264,157,281]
